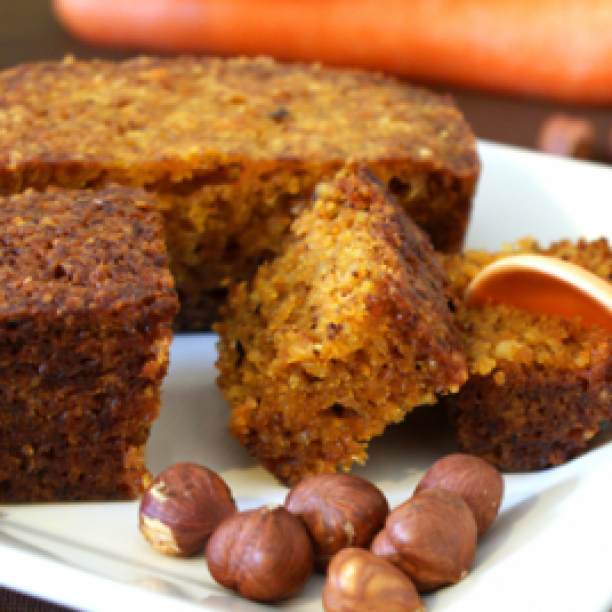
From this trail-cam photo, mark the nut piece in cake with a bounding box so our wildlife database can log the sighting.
[215,165,468,485]
[0,185,178,501]
[0,56,480,329]
[442,238,612,471]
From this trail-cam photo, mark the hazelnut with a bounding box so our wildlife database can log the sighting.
[414,453,504,535]
[376,488,477,592]
[205,505,314,602]
[370,528,400,561]
[139,462,237,557]
[285,473,389,570]
[537,114,595,160]
[323,548,425,612]
[371,527,426,581]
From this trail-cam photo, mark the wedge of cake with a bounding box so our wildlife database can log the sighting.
[442,238,612,470]
[0,186,178,501]
[0,56,479,329]
[215,166,468,485]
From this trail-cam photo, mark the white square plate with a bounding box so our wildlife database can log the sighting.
[2,141,612,612]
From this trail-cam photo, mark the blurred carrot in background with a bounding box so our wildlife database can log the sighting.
[53,0,612,104]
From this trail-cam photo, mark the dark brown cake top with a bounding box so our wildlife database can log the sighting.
[0,56,478,179]
[0,185,176,317]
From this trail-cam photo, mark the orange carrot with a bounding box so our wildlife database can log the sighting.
[52,0,612,103]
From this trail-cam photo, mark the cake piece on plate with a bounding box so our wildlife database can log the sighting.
[215,166,468,485]
[0,186,178,501]
[0,56,479,329]
[442,238,612,470]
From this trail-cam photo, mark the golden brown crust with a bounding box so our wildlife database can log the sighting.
[0,56,479,330]
[442,238,612,470]
[0,56,477,176]
[0,186,178,501]
[215,166,467,484]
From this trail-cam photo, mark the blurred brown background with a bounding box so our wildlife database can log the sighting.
[2,0,612,161]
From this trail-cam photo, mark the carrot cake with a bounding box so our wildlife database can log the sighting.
[442,238,612,470]
[0,56,479,329]
[0,185,178,501]
[215,166,468,485]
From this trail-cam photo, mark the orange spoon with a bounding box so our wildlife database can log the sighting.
[464,254,612,332]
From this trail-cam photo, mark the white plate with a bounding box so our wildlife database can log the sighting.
[2,141,612,612]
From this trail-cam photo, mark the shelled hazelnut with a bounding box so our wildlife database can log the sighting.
[370,528,401,562]
[137,453,505,605]
[323,548,425,612]
[205,505,314,602]
[138,462,237,557]
[285,473,389,570]
[537,113,595,160]
[372,488,477,592]
[414,453,504,536]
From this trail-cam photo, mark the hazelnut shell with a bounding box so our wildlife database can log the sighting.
[371,526,430,580]
[139,462,237,557]
[414,453,504,535]
[205,505,314,602]
[370,529,400,561]
[383,488,477,592]
[537,113,595,160]
[285,473,389,570]
[323,548,425,612]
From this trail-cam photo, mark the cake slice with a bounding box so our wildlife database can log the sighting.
[442,238,612,470]
[215,166,467,485]
[0,56,479,329]
[0,186,178,501]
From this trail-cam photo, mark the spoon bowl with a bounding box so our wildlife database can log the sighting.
[464,254,612,332]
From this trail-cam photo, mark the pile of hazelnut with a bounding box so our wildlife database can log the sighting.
[138,453,504,611]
